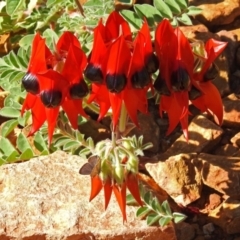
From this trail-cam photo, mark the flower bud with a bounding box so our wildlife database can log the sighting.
[106,74,127,93]
[114,165,124,185]
[69,79,89,99]
[22,72,40,94]
[40,90,62,108]
[126,155,138,174]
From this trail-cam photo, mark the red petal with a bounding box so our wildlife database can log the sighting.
[192,82,223,125]
[140,19,153,57]
[113,182,127,222]
[61,44,87,83]
[105,11,132,42]
[126,173,143,207]
[109,92,122,130]
[21,93,37,116]
[57,31,81,52]
[104,178,113,210]
[45,107,60,144]
[88,84,111,121]
[28,97,46,136]
[89,175,103,202]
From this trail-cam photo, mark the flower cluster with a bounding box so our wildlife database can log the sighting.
[21,32,88,144]
[21,11,227,222]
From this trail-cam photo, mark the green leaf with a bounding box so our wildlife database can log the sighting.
[0,137,18,156]
[134,4,162,27]
[136,206,151,218]
[151,197,164,214]
[5,150,19,163]
[153,0,173,19]
[162,200,172,216]
[175,0,188,9]
[0,107,20,118]
[165,0,181,14]
[79,147,91,156]
[17,132,32,152]
[159,216,172,227]
[143,191,152,205]
[0,119,18,137]
[146,213,161,226]
[187,6,202,16]
[120,10,142,29]
[42,29,59,50]
[177,13,192,25]
[17,110,30,127]
[63,140,80,151]
[19,34,35,50]
[6,0,26,15]
[34,132,49,153]
[19,148,34,160]
[173,212,187,223]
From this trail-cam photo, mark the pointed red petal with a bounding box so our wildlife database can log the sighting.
[104,178,113,210]
[105,11,132,42]
[113,182,127,222]
[21,93,37,116]
[57,31,81,51]
[88,84,111,121]
[109,92,122,130]
[126,173,143,207]
[45,107,60,144]
[62,44,87,83]
[140,19,153,57]
[89,175,103,202]
[28,97,46,136]
[192,82,223,125]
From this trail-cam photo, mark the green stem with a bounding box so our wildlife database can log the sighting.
[118,102,128,134]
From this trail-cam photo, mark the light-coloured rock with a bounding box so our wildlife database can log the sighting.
[231,131,240,147]
[190,0,240,28]
[223,94,240,128]
[199,153,240,196]
[158,115,223,160]
[0,151,176,240]
[146,153,202,206]
[208,197,240,234]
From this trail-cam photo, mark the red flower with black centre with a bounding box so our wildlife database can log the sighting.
[155,19,195,139]
[191,39,227,125]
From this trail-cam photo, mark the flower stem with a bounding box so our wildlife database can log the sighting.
[118,102,128,134]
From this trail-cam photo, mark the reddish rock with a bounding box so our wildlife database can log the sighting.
[158,115,223,160]
[199,153,240,197]
[208,197,240,234]
[190,0,240,28]
[0,151,177,240]
[223,94,240,128]
[146,153,202,206]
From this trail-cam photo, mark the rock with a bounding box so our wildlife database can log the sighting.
[208,197,240,234]
[176,222,196,240]
[190,0,240,29]
[213,144,239,156]
[199,153,240,197]
[203,223,215,235]
[207,194,222,211]
[0,151,177,240]
[129,112,160,153]
[231,132,240,147]
[223,94,240,128]
[230,70,240,96]
[158,115,223,160]
[146,153,202,206]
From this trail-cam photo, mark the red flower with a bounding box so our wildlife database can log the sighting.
[191,39,227,125]
[21,32,88,144]
[87,12,156,130]
[155,19,194,139]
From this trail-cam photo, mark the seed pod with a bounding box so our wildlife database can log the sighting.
[40,90,62,108]
[131,67,150,89]
[145,53,159,74]
[69,79,89,99]
[106,74,127,93]
[171,67,190,92]
[22,72,40,94]
[153,73,171,96]
[84,63,103,83]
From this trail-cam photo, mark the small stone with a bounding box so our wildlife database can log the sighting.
[203,223,215,235]
[208,194,222,210]
[146,153,202,206]
[199,153,240,196]
[176,222,196,240]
